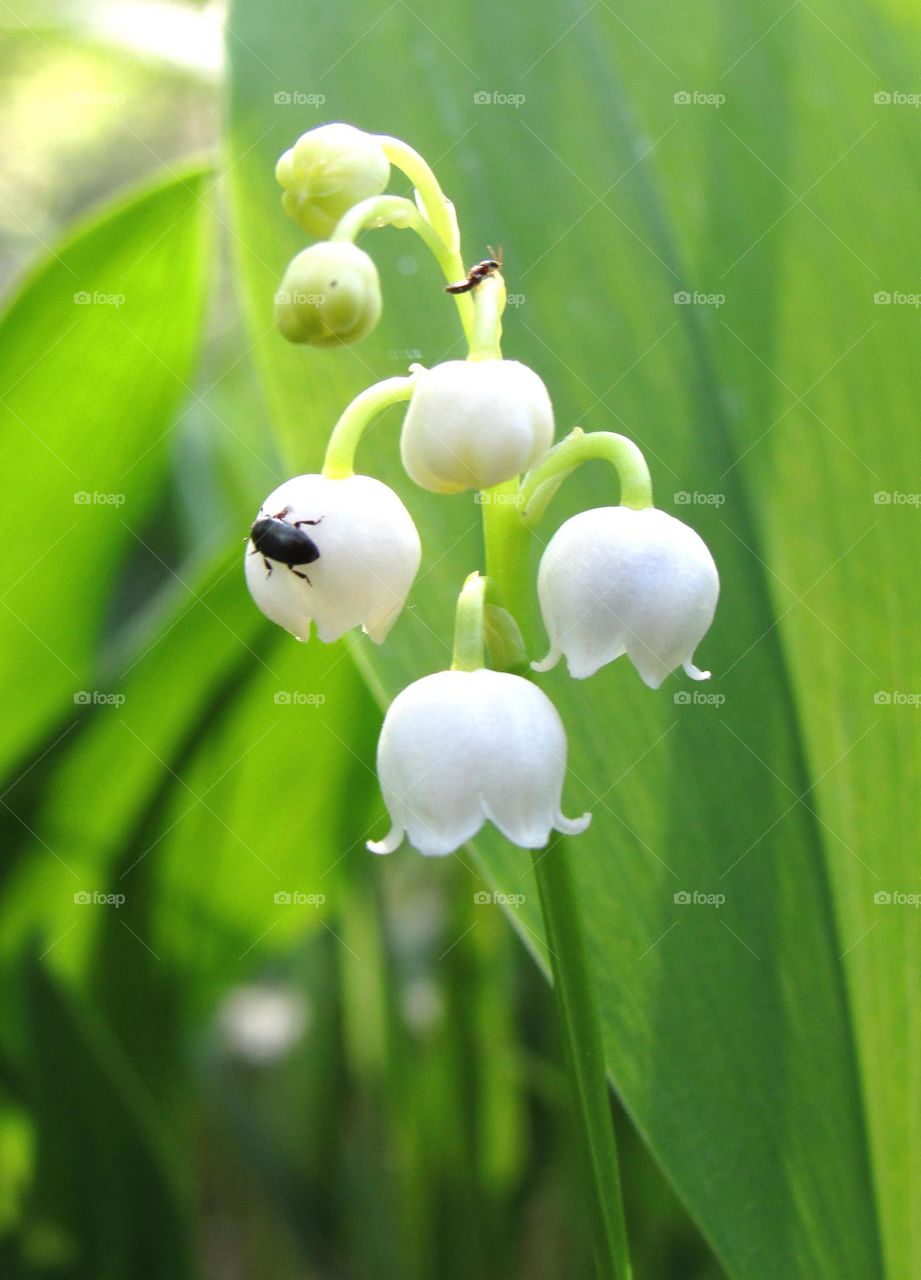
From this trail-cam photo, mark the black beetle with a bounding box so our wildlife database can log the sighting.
[248,505,323,584]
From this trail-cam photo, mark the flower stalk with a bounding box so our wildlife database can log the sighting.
[323,374,419,479]
[519,427,654,524]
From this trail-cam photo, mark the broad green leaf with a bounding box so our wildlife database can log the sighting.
[224,1,919,1275]
[0,165,212,779]
[21,954,192,1279]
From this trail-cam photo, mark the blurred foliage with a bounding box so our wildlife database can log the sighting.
[0,0,918,1278]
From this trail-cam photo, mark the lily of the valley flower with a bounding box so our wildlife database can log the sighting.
[245,473,420,644]
[400,359,554,494]
[275,242,382,346]
[534,506,719,687]
[276,123,390,238]
[368,669,591,857]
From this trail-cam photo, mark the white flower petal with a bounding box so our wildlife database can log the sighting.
[536,506,719,686]
[400,360,554,494]
[245,473,420,644]
[369,669,588,856]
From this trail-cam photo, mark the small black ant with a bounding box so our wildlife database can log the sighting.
[248,505,323,584]
[445,245,503,294]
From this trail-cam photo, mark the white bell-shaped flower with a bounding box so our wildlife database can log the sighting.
[400,359,554,494]
[367,669,591,857]
[245,474,420,644]
[534,506,719,687]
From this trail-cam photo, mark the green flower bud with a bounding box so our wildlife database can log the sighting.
[276,123,390,238]
[275,242,382,346]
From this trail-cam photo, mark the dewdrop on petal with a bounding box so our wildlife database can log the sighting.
[400,359,554,494]
[534,506,719,687]
[245,473,420,644]
[367,669,591,857]
[276,123,390,238]
[275,241,382,346]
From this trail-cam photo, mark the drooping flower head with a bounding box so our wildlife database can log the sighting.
[400,359,554,493]
[368,668,590,856]
[534,506,719,687]
[245,473,420,644]
[275,242,382,346]
[276,123,390,238]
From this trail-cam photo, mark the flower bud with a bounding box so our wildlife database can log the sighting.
[534,506,719,687]
[275,242,382,346]
[245,473,420,644]
[367,669,590,857]
[400,359,554,494]
[276,123,390,238]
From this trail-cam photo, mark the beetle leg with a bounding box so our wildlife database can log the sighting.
[288,567,312,585]
[293,516,323,528]
[269,505,292,521]
[262,557,273,577]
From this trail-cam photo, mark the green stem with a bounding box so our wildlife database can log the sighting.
[532,838,633,1280]
[322,374,419,479]
[519,428,653,524]
[330,194,474,346]
[451,571,486,671]
[377,134,476,343]
[468,274,506,361]
[480,477,534,655]
[481,470,633,1279]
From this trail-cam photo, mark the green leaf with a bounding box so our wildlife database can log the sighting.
[21,953,192,1278]
[225,1,919,1276]
[0,165,213,779]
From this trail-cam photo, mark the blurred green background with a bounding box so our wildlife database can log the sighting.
[1,1,919,1277]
